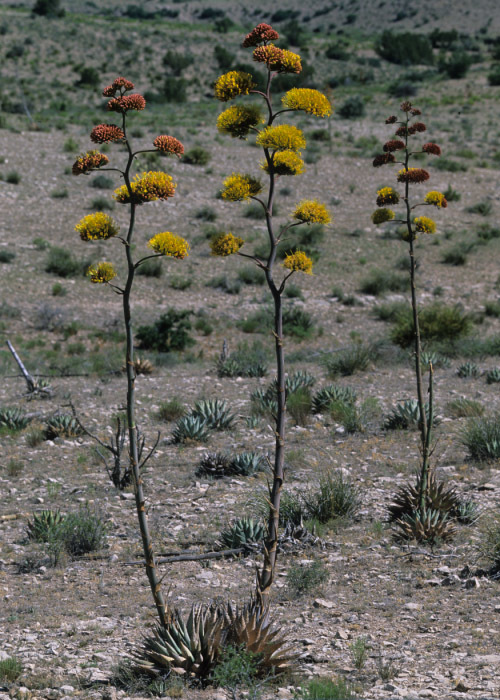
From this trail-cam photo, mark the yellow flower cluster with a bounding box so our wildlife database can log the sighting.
[424,191,447,208]
[256,124,306,152]
[87,262,117,284]
[221,173,263,201]
[75,212,119,241]
[261,150,304,176]
[210,232,244,256]
[148,232,190,259]
[371,208,395,225]
[283,250,313,275]
[414,216,436,234]
[217,104,263,139]
[113,171,176,204]
[274,48,302,74]
[376,187,400,207]
[292,200,331,224]
[214,71,255,102]
[282,88,332,118]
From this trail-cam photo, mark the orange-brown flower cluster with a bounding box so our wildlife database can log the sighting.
[422,142,441,156]
[397,167,430,184]
[253,45,301,73]
[107,94,146,113]
[400,101,412,112]
[242,22,279,47]
[410,122,426,133]
[90,123,125,144]
[411,108,422,116]
[373,153,396,167]
[72,150,109,175]
[153,135,184,157]
[383,139,405,152]
[385,115,397,124]
[395,126,409,138]
[103,77,134,96]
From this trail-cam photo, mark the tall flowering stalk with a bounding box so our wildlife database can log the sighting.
[372,101,450,537]
[213,24,332,603]
[72,77,189,627]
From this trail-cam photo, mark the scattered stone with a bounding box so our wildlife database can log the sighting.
[464,577,480,589]
[119,492,134,500]
[335,628,349,640]
[313,598,335,609]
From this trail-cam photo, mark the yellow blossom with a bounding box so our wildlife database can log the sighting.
[148,232,190,259]
[75,212,119,241]
[87,262,117,284]
[282,88,332,118]
[371,208,395,225]
[113,171,176,204]
[214,71,255,102]
[261,150,304,176]
[414,215,436,234]
[283,250,313,275]
[292,200,331,224]
[210,232,244,256]
[376,187,400,207]
[216,104,263,138]
[424,191,447,208]
[256,124,306,152]
[221,173,263,201]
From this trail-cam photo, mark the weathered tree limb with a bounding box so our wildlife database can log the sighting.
[122,547,245,565]
[6,339,35,393]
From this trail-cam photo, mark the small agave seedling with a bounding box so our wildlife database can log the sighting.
[72,76,189,628]
[371,101,456,542]
[211,22,332,602]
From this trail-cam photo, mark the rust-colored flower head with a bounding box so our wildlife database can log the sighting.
[103,77,134,97]
[412,122,427,133]
[242,23,279,48]
[400,101,412,112]
[383,139,405,153]
[253,45,301,73]
[90,123,125,144]
[411,108,422,116]
[153,135,184,157]
[422,142,441,156]
[397,167,430,184]
[373,153,396,168]
[395,126,408,138]
[107,94,146,113]
[385,115,397,124]
[72,150,109,175]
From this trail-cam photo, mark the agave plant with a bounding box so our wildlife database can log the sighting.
[0,407,31,431]
[133,598,294,682]
[191,399,235,431]
[420,350,451,370]
[196,452,231,478]
[486,368,500,384]
[229,452,266,477]
[388,472,462,522]
[384,399,437,430]
[457,361,481,378]
[27,509,65,542]
[312,384,357,413]
[44,414,83,439]
[219,518,266,549]
[284,370,316,395]
[393,508,456,544]
[250,386,278,418]
[172,415,210,444]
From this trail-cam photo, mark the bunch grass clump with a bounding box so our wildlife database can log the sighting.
[461,414,500,461]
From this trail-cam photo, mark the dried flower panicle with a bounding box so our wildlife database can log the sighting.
[283,250,313,275]
[242,23,279,48]
[385,115,397,124]
[373,153,396,167]
[72,150,109,175]
[148,232,190,259]
[422,142,442,156]
[107,94,146,113]
[103,77,134,97]
[383,139,405,153]
[153,135,184,157]
[397,167,430,184]
[90,124,125,144]
[210,232,244,256]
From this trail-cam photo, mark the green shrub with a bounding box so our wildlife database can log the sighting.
[57,505,107,556]
[286,559,329,597]
[390,304,472,348]
[488,64,500,86]
[206,275,241,295]
[373,301,408,322]
[477,224,500,242]
[283,306,316,340]
[312,385,357,413]
[0,657,23,682]
[443,184,461,201]
[195,206,217,221]
[295,676,357,700]
[466,200,492,216]
[325,42,350,61]
[446,398,484,418]
[486,368,500,384]
[439,51,471,79]
[302,470,360,524]
[324,342,373,377]
[136,310,194,352]
[162,77,187,103]
[287,388,312,426]
[462,414,500,461]
[359,268,409,296]
[480,516,500,572]
[170,275,192,290]
[432,158,468,172]
[90,174,114,189]
[214,45,235,70]
[183,146,210,165]
[162,49,193,75]
[136,258,163,277]
[217,341,268,378]
[90,196,114,211]
[0,250,15,263]
[441,243,472,266]
[212,644,261,695]
[157,398,186,422]
[75,66,100,88]
[237,266,265,285]
[5,170,21,184]
[45,246,87,278]
[338,96,365,119]
[485,300,500,318]
[375,30,434,65]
